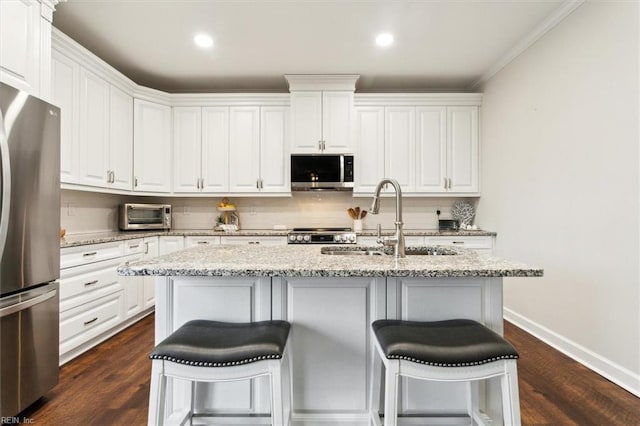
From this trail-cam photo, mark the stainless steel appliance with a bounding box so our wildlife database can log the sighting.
[119,203,171,231]
[291,154,354,191]
[0,82,60,418]
[287,228,357,244]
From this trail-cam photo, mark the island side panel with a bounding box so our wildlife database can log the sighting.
[273,277,386,424]
[387,276,505,424]
[155,276,272,417]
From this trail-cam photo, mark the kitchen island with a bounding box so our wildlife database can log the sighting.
[119,244,541,425]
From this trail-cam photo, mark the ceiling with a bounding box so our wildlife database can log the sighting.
[52,0,567,93]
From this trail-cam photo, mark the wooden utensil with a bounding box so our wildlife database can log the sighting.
[347,208,357,219]
[360,210,367,219]
[354,207,360,219]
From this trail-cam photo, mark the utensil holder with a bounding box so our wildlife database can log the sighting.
[353,219,363,232]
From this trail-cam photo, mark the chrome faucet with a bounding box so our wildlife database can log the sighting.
[370,178,405,258]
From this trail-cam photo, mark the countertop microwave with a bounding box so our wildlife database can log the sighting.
[291,154,354,191]
[119,203,171,231]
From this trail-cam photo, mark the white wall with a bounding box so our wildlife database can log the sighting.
[476,2,639,394]
[61,189,466,235]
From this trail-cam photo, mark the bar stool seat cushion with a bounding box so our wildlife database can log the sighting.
[372,319,518,367]
[150,320,290,367]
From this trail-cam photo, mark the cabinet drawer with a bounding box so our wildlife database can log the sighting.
[123,239,145,255]
[220,236,287,246]
[59,257,124,312]
[59,291,124,356]
[60,241,124,269]
[427,236,493,249]
[184,236,220,248]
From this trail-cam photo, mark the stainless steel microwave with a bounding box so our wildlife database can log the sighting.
[291,154,354,191]
[119,204,171,231]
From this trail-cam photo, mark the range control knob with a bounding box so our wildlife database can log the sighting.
[296,235,304,242]
[289,234,296,242]
[348,234,356,242]
[303,235,311,242]
[334,235,342,242]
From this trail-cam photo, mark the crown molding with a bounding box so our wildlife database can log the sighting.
[354,93,483,107]
[285,74,360,91]
[170,93,290,107]
[468,0,585,90]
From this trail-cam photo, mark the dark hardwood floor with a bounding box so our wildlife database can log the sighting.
[19,315,640,425]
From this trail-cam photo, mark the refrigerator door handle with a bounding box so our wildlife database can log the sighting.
[0,289,57,318]
[0,110,11,262]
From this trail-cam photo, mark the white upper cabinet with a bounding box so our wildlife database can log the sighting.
[386,107,416,192]
[228,106,289,194]
[78,68,110,187]
[259,107,289,192]
[290,91,353,153]
[109,86,133,190]
[51,48,80,184]
[415,107,447,192]
[0,0,59,98]
[447,107,479,193]
[353,96,480,196]
[354,107,385,193]
[133,99,171,192]
[53,56,133,191]
[173,106,230,193]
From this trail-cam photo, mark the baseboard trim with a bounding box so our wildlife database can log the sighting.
[504,308,640,397]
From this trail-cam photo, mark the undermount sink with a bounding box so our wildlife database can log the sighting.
[320,246,458,256]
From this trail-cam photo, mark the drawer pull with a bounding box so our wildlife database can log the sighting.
[452,241,465,244]
[197,241,209,245]
[129,244,140,249]
[248,241,260,245]
[83,251,97,257]
[84,280,99,287]
[84,317,98,326]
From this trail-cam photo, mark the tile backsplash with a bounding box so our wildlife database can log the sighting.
[61,189,474,235]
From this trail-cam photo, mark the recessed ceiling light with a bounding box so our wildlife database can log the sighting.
[375,33,394,47]
[194,34,213,48]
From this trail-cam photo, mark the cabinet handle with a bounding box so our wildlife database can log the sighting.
[448,178,452,189]
[248,241,260,245]
[82,251,97,257]
[129,244,140,249]
[452,241,464,244]
[322,141,326,151]
[444,178,447,189]
[84,280,99,286]
[318,140,322,151]
[83,317,98,326]
[134,177,138,188]
[144,242,149,255]
[200,178,204,190]
[110,171,115,183]
[197,241,208,245]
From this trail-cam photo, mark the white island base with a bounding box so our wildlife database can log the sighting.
[154,275,508,426]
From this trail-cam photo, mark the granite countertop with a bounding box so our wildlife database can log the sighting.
[117,244,542,278]
[61,229,496,248]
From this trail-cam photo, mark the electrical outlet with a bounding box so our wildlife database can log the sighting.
[248,206,257,216]
[67,203,75,216]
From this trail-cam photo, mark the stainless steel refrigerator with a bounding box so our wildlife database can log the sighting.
[0,82,60,418]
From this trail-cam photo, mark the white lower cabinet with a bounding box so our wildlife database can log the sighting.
[59,238,154,364]
[159,236,185,255]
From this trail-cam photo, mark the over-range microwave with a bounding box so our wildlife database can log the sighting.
[291,154,354,191]
[119,203,172,231]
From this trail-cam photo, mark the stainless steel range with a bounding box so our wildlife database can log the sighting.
[288,228,357,244]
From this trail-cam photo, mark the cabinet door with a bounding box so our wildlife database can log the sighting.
[385,107,416,192]
[260,107,289,193]
[173,107,202,193]
[415,107,447,193]
[121,253,144,318]
[78,68,110,188]
[228,107,260,192]
[322,91,353,153]
[290,91,322,153]
[133,99,172,192]
[447,107,478,193]
[0,0,40,95]
[109,86,133,190]
[201,107,229,192]
[158,236,184,255]
[142,237,159,309]
[51,49,80,184]
[354,107,384,193]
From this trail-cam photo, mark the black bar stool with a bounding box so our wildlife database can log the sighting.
[370,319,521,426]
[148,319,291,425]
